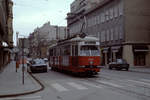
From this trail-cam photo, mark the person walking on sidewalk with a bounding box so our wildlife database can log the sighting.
[15,53,20,72]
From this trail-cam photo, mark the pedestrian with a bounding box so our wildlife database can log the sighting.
[15,53,20,72]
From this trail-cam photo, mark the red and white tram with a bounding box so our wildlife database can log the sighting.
[48,35,101,76]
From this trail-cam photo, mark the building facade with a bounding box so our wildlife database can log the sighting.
[0,0,13,71]
[18,38,29,57]
[29,22,67,58]
[67,0,150,67]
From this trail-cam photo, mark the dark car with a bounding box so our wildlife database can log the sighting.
[108,59,129,71]
[29,59,48,73]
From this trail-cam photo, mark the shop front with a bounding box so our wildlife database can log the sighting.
[133,45,149,66]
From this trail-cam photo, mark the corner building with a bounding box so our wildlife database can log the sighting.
[67,0,150,67]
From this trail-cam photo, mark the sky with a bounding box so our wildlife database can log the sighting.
[13,0,74,45]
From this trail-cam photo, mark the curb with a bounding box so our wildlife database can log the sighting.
[0,70,45,98]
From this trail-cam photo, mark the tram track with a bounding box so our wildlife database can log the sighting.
[83,76,150,99]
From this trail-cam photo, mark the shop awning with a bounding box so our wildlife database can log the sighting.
[133,45,149,52]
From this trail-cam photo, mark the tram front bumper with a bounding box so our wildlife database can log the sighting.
[78,67,100,73]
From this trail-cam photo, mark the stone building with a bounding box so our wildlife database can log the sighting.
[0,0,13,71]
[29,22,67,58]
[67,0,150,67]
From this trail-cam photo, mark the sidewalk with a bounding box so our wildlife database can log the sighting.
[0,61,41,96]
[129,66,150,74]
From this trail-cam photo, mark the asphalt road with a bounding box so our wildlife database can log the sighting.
[3,68,150,100]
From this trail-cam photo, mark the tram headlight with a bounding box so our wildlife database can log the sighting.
[89,61,94,65]
[80,66,85,68]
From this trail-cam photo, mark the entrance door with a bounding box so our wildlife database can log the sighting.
[134,53,146,66]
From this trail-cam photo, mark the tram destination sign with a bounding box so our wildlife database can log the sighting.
[85,41,96,45]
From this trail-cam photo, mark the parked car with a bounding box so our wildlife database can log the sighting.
[108,59,129,71]
[43,58,48,62]
[29,58,48,73]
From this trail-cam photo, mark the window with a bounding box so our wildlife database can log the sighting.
[96,15,99,24]
[89,18,92,27]
[63,45,71,56]
[101,30,106,42]
[110,28,114,41]
[99,14,101,24]
[54,48,56,56]
[93,17,96,25]
[98,32,100,40]
[106,10,109,21]
[80,45,100,56]
[119,26,123,39]
[49,49,53,56]
[114,5,118,18]
[75,45,78,56]
[87,19,89,27]
[106,30,110,41]
[72,45,75,56]
[110,8,113,19]
[56,48,60,56]
[101,12,105,23]
[115,27,118,40]
[119,2,123,15]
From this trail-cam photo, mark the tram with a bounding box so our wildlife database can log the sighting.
[48,35,101,76]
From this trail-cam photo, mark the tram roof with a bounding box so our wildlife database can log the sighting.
[48,43,57,49]
[69,36,99,42]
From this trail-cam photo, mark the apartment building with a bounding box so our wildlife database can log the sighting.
[67,0,150,67]
[71,0,101,13]
[0,0,13,70]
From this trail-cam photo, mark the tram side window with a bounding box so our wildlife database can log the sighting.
[72,45,75,56]
[56,48,60,56]
[59,48,61,56]
[61,47,65,56]
[75,45,78,56]
[64,45,71,56]
[50,49,53,56]
[54,48,56,56]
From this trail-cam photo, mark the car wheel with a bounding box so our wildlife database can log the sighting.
[126,68,129,71]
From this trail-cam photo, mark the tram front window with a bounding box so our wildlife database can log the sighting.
[80,45,100,56]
